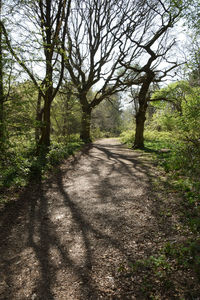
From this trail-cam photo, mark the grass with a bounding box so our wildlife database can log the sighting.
[122,129,200,223]
[120,128,200,296]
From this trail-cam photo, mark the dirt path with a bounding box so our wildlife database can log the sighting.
[0,138,196,299]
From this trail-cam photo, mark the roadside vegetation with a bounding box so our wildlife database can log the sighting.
[0,0,200,296]
[0,80,122,201]
[120,80,200,297]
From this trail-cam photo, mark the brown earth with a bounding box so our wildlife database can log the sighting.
[0,138,199,299]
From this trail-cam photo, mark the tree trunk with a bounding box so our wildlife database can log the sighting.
[133,108,147,149]
[0,94,4,153]
[80,106,92,143]
[35,90,43,144]
[37,97,51,151]
[62,91,70,137]
[0,0,5,153]
[0,75,4,153]
[133,72,154,149]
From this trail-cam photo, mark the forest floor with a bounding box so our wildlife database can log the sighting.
[0,138,199,300]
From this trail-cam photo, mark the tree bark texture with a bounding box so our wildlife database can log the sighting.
[80,106,92,143]
[38,97,51,149]
[37,0,53,151]
[133,72,154,149]
[0,0,5,152]
[133,108,147,149]
[35,90,43,144]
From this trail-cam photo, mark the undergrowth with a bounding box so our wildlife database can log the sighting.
[0,135,83,203]
[120,129,200,296]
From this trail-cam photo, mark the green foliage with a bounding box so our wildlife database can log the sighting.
[140,130,200,285]
[90,127,113,140]
[151,81,193,114]
[179,89,200,137]
[122,239,200,296]
[164,239,200,276]
[150,110,179,131]
[5,80,38,141]
[120,124,200,245]
[120,105,135,132]
[120,129,177,151]
[51,85,82,139]
[149,81,200,177]
[144,130,176,146]
[131,254,171,275]
[91,96,122,137]
[0,141,33,189]
[0,77,85,199]
[120,130,135,147]
[152,81,192,101]
[184,0,200,34]
[46,140,83,167]
[118,253,174,298]
[0,137,83,199]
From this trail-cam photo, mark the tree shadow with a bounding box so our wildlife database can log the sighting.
[81,142,187,297]
[0,142,98,300]
[0,140,193,299]
[143,146,160,154]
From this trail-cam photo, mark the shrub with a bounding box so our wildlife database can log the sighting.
[0,139,83,194]
[120,130,135,147]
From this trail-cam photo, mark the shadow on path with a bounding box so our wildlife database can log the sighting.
[0,139,180,299]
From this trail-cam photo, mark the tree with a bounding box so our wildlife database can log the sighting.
[151,80,193,115]
[0,0,16,154]
[121,0,183,148]
[0,0,4,152]
[1,0,71,151]
[184,0,200,34]
[5,80,38,141]
[151,79,200,176]
[64,0,182,145]
[51,81,82,140]
[182,0,200,86]
[187,38,200,87]
[64,0,154,142]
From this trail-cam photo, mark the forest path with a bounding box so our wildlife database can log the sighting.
[0,138,185,299]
